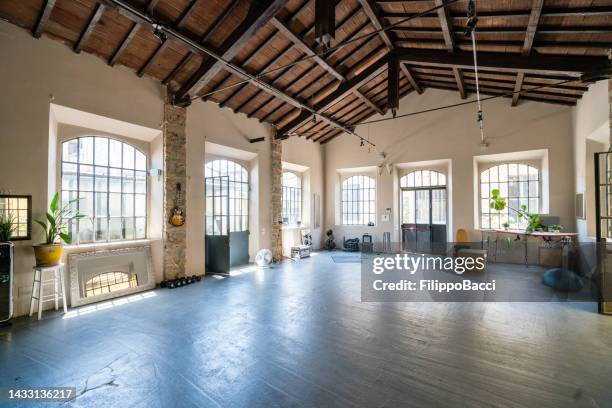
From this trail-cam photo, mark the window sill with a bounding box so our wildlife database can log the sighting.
[282,225,305,230]
[64,239,155,251]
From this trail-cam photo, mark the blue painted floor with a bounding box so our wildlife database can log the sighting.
[1,252,612,407]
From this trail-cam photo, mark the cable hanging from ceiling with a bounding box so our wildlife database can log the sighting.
[465,0,486,147]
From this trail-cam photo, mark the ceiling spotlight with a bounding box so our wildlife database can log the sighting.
[152,23,167,43]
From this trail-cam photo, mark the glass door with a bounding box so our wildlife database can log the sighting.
[401,187,447,254]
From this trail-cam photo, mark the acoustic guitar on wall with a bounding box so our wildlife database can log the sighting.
[169,182,185,227]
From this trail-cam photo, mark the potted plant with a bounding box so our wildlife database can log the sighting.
[502,222,510,230]
[0,212,14,242]
[549,224,563,233]
[490,189,543,233]
[32,193,86,267]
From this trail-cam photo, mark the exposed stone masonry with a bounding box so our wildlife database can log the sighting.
[271,135,283,262]
[163,101,187,279]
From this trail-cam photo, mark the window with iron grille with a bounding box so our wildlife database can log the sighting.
[480,163,540,230]
[342,175,376,225]
[61,137,147,244]
[282,172,302,225]
[205,159,249,235]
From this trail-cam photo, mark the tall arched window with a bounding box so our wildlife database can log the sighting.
[205,159,248,235]
[480,163,539,229]
[342,175,376,225]
[282,172,302,225]
[61,137,147,244]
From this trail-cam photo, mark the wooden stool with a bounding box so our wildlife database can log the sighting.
[29,264,67,320]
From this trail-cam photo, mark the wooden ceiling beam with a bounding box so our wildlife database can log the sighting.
[512,0,544,106]
[243,1,359,117]
[391,26,612,35]
[109,22,140,66]
[175,0,286,101]
[176,0,200,29]
[434,0,468,100]
[74,3,105,53]
[163,52,193,85]
[381,6,612,20]
[395,48,608,77]
[270,17,385,115]
[217,0,315,108]
[147,0,161,14]
[400,63,422,94]
[33,0,56,39]
[435,0,454,52]
[358,0,393,49]
[199,0,241,44]
[452,67,466,99]
[277,54,388,136]
[394,39,612,51]
[251,10,374,121]
[138,40,170,77]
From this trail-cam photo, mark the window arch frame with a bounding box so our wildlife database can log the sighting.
[204,159,249,235]
[400,169,447,188]
[60,136,148,245]
[281,171,302,226]
[479,162,540,230]
[341,175,376,226]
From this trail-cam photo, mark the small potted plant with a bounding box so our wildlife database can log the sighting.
[549,224,563,233]
[502,222,510,230]
[32,193,86,267]
[0,212,15,242]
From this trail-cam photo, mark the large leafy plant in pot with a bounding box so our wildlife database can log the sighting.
[33,193,86,266]
[489,189,543,233]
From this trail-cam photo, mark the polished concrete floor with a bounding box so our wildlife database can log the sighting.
[1,252,612,407]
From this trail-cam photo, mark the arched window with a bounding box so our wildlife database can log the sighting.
[342,175,376,225]
[205,159,249,234]
[61,137,147,244]
[282,172,302,225]
[84,271,137,297]
[480,163,539,229]
[400,170,446,188]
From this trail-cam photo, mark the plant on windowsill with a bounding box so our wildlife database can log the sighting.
[502,222,510,230]
[490,189,544,233]
[32,192,86,267]
[549,224,564,233]
[0,212,15,242]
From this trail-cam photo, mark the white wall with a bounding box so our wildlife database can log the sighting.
[0,21,164,317]
[282,136,325,250]
[324,88,576,245]
[572,80,610,241]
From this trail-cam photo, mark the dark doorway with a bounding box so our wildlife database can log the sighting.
[400,170,447,254]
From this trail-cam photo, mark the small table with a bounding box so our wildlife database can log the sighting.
[481,230,578,266]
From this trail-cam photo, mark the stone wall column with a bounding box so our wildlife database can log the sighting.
[271,135,283,261]
[163,101,187,279]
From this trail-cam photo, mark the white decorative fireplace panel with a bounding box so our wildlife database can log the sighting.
[69,246,154,307]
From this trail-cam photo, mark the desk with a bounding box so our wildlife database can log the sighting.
[481,230,578,266]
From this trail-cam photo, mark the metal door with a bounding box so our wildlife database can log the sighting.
[205,176,230,274]
[401,187,447,254]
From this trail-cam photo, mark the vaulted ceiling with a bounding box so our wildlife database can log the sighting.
[1,0,610,143]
